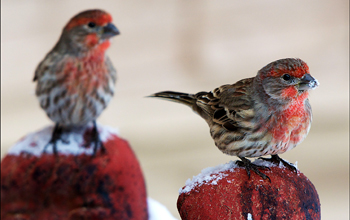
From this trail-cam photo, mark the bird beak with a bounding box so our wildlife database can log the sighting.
[298,73,319,91]
[102,23,120,39]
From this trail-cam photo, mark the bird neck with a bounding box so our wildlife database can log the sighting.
[282,92,309,116]
[55,32,111,56]
[82,42,110,63]
[252,77,309,114]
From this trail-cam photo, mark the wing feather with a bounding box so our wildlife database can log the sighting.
[194,78,255,132]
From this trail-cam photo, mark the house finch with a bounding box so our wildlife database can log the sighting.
[150,58,318,180]
[33,9,119,155]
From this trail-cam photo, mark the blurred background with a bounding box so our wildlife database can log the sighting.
[1,0,349,219]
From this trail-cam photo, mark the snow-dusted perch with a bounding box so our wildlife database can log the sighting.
[177,160,320,220]
[7,124,118,156]
[1,124,175,220]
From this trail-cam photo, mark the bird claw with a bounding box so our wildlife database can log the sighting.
[43,142,57,154]
[237,157,271,182]
[91,121,106,157]
[61,139,70,145]
[91,138,105,157]
[258,155,297,173]
[43,123,63,155]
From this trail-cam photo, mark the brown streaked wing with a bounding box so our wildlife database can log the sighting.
[195,78,255,131]
[34,50,62,82]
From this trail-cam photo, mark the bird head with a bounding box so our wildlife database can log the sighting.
[61,9,120,52]
[257,58,319,101]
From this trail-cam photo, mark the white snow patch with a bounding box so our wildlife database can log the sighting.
[179,160,239,194]
[179,158,299,194]
[253,158,298,170]
[293,161,298,170]
[7,123,119,157]
[247,213,253,220]
[251,158,277,168]
[148,198,177,220]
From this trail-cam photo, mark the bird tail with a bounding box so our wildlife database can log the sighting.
[148,91,196,107]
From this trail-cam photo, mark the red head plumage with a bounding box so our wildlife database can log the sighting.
[64,9,112,31]
[261,58,310,79]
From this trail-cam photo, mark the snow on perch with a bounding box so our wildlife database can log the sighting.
[8,123,118,156]
[179,161,238,194]
[2,124,150,219]
[179,159,298,195]
[177,160,320,220]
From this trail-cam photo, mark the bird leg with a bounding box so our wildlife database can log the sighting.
[92,121,106,156]
[236,157,271,182]
[258,154,297,173]
[44,123,64,154]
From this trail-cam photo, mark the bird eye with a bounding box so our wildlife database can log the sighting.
[87,22,96,28]
[282,74,291,81]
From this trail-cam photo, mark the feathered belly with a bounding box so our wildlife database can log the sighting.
[38,84,113,126]
[210,114,311,157]
[210,123,274,157]
[35,51,117,126]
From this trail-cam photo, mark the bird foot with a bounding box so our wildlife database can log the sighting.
[43,124,65,155]
[258,155,297,173]
[236,157,271,182]
[91,121,106,157]
[91,137,106,157]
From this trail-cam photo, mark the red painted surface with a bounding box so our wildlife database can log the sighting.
[1,134,148,220]
[177,166,320,220]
